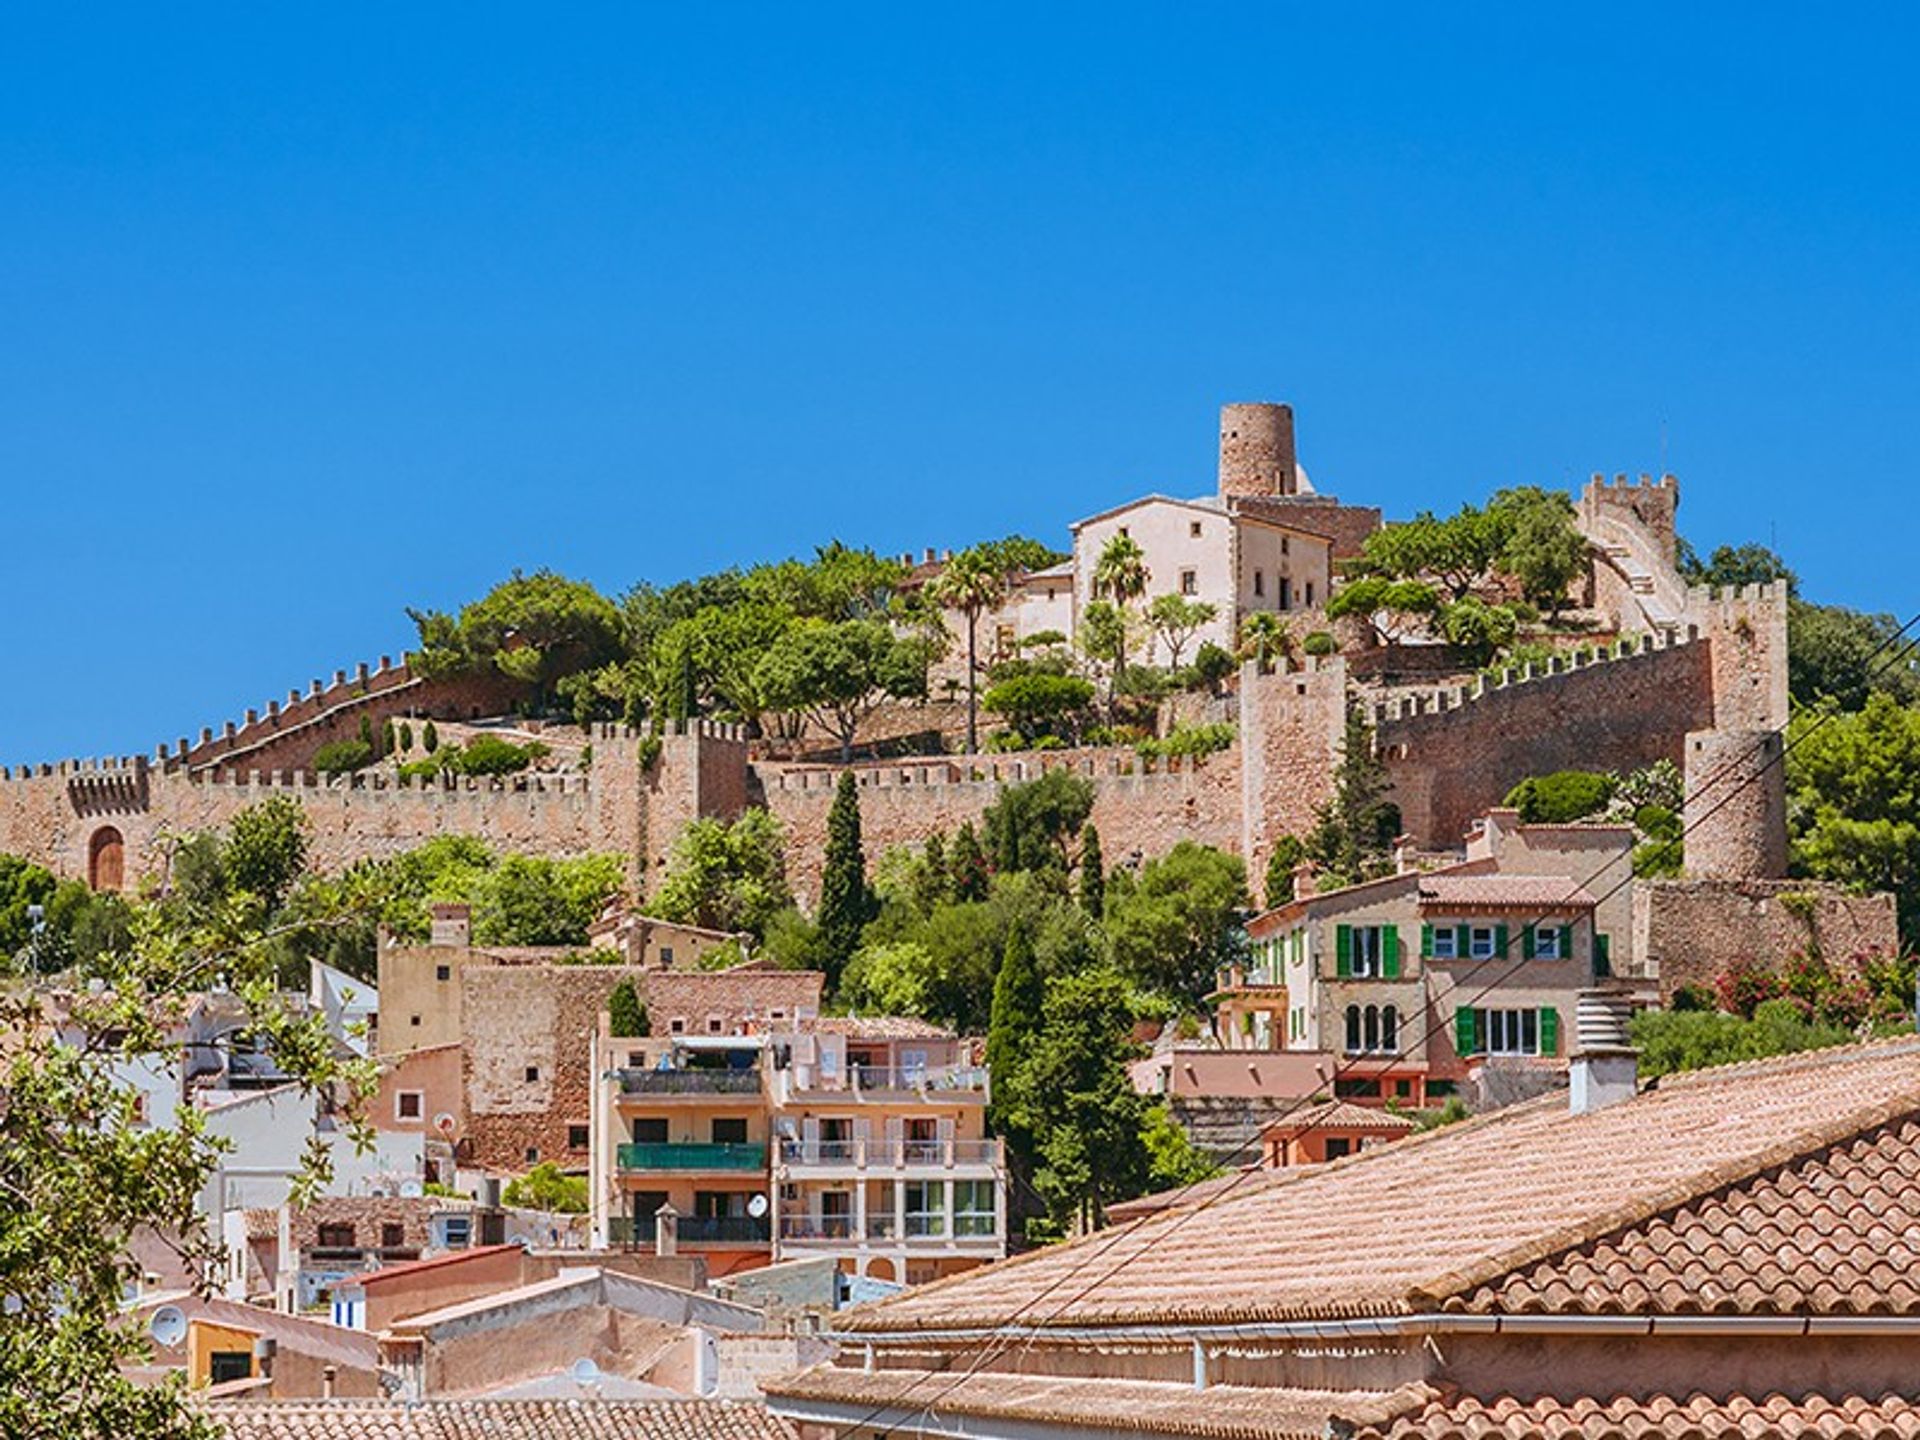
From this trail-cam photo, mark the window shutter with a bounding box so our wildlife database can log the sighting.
[1559,924,1573,960]
[1494,923,1510,958]
[1521,926,1536,960]
[1539,1007,1559,1056]
[1454,1006,1478,1057]
[1455,924,1470,955]
[1383,928,1401,979]
[1335,925,1352,978]
[1595,933,1612,976]
[1420,923,1434,958]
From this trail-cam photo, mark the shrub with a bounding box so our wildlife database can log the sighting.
[1136,723,1236,762]
[1504,770,1614,824]
[422,720,439,753]
[397,721,414,753]
[1187,641,1237,692]
[636,735,662,771]
[451,735,536,775]
[1302,631,1337,657]
[982,672,1095,745]
[502,1162,587,1213]
[313,739,374,774]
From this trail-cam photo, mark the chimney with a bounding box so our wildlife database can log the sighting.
[1291,860,1319,900]
[322,1365,337,1399]
[1569,988,1639,1114]
[429,903,471,949]
[654,1201,680,1257]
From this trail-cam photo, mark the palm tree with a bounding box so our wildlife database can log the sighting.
[1092,533,1150,695]
[1238,612,1296,672]
[930,550,1006,753]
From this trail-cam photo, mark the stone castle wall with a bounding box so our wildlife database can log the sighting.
[1635,880,1900,1001]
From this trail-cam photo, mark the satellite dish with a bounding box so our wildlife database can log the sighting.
[570,1357,601,1385]
[399,1179,424,1199]
[149,1306,187,1348]
[433,1112,458,1136]
[747,1194,769,1218]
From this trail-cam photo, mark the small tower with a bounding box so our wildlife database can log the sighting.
[1682,729,1788,880]
[1219,403,1298,499]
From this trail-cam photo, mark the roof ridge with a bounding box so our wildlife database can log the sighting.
[1411,1083,1920,1311]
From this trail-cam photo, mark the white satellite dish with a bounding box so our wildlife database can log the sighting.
[746,1194,769,1218]
[399,1179,423,1199]
[570,1357,601,1385]
[149,1305,187,1348]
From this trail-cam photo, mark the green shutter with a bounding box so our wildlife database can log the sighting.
[1454,1006,1479,1057]
[1335,924,1352,978]
[1595,933,1612,977]
[1539,1007,1559,1056]
[1494,923,1510,958]
[1559,924,1573,960]
[1455,923,1470,956]
[1383,928,1401,979]
[1521,925,1536,960]
[1420,923,1434,958]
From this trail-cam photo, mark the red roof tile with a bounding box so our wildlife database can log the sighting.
[204,1399,794,1440]
[1363,1391,1920,1439]
[1416,874,1594,909]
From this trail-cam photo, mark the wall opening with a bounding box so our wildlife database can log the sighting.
[88,826,124,892]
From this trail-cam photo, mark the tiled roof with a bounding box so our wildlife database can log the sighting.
[351,1244,521,1290]
[205,1399,794,1440]
[1415,874,1595,909]
[766,1366,1423,1440]
[805,1016,955,1040]
[835,1038,1920,1332]
[641,971,824,1020]
[1274,1098,1420,1134]
[1362,1392,1920,1439]
[1466,1114,1920,1315]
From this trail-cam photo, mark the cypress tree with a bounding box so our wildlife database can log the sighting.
[359,713,378,755]
[917,831,949,913]
[816,772,871,988]
[381,718,397,756]
[398,720,414,753]
[985,921,1044,1140]
[422,720,440,753]
[1263,834,1304,910]
[608,978,648,1037]
[1077,823,1105,918]
[949,821,989,903]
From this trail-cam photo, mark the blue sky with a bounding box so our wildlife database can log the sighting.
[2,5,1915,762]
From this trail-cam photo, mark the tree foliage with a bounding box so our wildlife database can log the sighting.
[502,1161,588,1213]
[1504,770,1615,824]
[410,569,625,696]
[816,773,873,988]
[1788,694,1920,943]
[982,672,1095,746]
[608,978,649,1037]
[646,809,792,939]
[1305,711,1402,889]
[1145,594,1218,670]
[1104,841,1249,1007]
[754,619,931,761]
[983,770,1094,878]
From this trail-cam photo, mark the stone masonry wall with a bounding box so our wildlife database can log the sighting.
[1635,880,1900,1001]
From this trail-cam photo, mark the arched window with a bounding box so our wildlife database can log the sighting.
[88,827,124,892]
[1344,1005,1361,1054]
[1363,1005,1380,1052]
[1382,1004,1399,1052]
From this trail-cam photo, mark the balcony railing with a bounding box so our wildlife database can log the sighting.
[779,1137,1002,1170]
[617,1141,767,1171]
[610,1214,771,1247]
[788,1064,990,1095]
[780,1214,855,1241]
[618,1068,763,1096]
[778,1212,1000,1244]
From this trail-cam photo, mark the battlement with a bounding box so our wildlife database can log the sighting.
[591,719,751,744]
[762,742,1226,797]
[1370,630,1694,728]
[172,654,411,769]
[193,767,592,796]
[1683,578,1792,620]
[1587,471,1677,495]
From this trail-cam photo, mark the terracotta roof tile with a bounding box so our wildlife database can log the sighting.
[804,1016,955,1040]
[1276,1099,1420,1133]
[1362,1391,1920,1439]
[1416,875,1595,909]
[766,1366,1424,1440]
[835,1038,1920,1332]
[204,1399,794,1440]
[1468,1114,1920,1316]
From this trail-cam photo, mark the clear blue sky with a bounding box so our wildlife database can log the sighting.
[4,5,1915,763]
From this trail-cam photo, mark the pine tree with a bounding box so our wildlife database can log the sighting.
[949,821,989,903]
[1077,822,1105,918]
[985,922,1044,1142]
[422,720,440,753]
[816,772,872,988]
[608,978,648,1037]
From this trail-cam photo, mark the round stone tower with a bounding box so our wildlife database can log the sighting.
[1218,402,1297,498]
[1682,728,1788,880]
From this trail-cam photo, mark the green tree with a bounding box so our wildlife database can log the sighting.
[1325,577,1443,645]
[381,719,397,756]
[469,854,624,947]
[1140,1103,1222,1191]
[1789,601,1920,711]
[1237,612,1295,671]
[985,922,1044,1140]
[357,714,379,756]
[223,797,311,915]
[1077,823,1105,919]
[409,569,625,700]
[1505,770,1616,824]
[397,720,414,753]
[313,738,375,774]
[1681,541,1799,594]
[1145,594,1218,671]
[754,619,931,762]
[1306,711,1401,889]
[502,1161,588,1213]
[1437,596,1521,666]
[608,978,649,1038]
[1263,833,1305,910]
[817,772,874,988]
[949,821,990,903]
[1788,693,1920,943]
[1489,485,1586,612]
[982,672,1095,746]
[1104,841,1249,1006]
[983,770,1095,879]
[1629,997,1853,1080]
[930,549,1006,754]
[1353,505,1508,600]
[1091,534,1150,687]
[422,720,439,753]
[647,809,793,938]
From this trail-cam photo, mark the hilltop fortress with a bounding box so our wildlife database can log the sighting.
[0,405,1793,929]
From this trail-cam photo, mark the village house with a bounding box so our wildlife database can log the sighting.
[766,1022,1920,1439]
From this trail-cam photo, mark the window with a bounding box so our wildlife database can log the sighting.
[395,1090,424,1122]
[1457,1007,1559,1057]
[1180,569,1198,596]
[568,1124,589,1150]
[1324,1137,1352,1160]
[954,1180,996,1237]
[669,1017,687,1034]
[1119,526,1129,538]
[1485,1009,1538,1055]
[208,1351,253,1385]
[317,1223,356,1248]
[381,1223,405,1249]
[1253,570,1265,597]
[1280,535,1290,556]
[435,964,450,982]
[1431,926,1458,959]
[524,1065,539,1083]
[905,1180,947,1238]
[633,1118,669,1143]
[707,1015,725,1034]
[659,946,674,967]
[1279,576,1292,611]
[1334,1077,1379,1098]
[711,1117,748,1145]
[626,1051,644,1066]
[1529,925,1564,960]
[1190,521,1203,538]
[410,1015,421,1028]
[440,1214,472,1249]
[770,1009,786,1022]
[1305,581,1315,605]
[1335,924,1399,979]
[1343,1004,1399,1054]
[1469,926,1498,960]
[524,1146,540,1164]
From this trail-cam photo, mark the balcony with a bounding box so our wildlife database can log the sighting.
[610,1214,770,1247]
[784,1063,989,1097]
[778,1137,1002,1171]
[616,1141,767,1172]
[778,1213,1000,1245]
[618,1068,763,1097]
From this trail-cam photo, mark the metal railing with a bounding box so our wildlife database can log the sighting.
[618,1068,763,1096]
[780,1214,854,1241]
[616,1141,766,1171]
[788,1064,990,1095]
[778,1137,1002,1169]
[609,1214,771,1246]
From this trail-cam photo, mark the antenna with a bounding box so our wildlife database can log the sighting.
[149,1306,187,1348]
